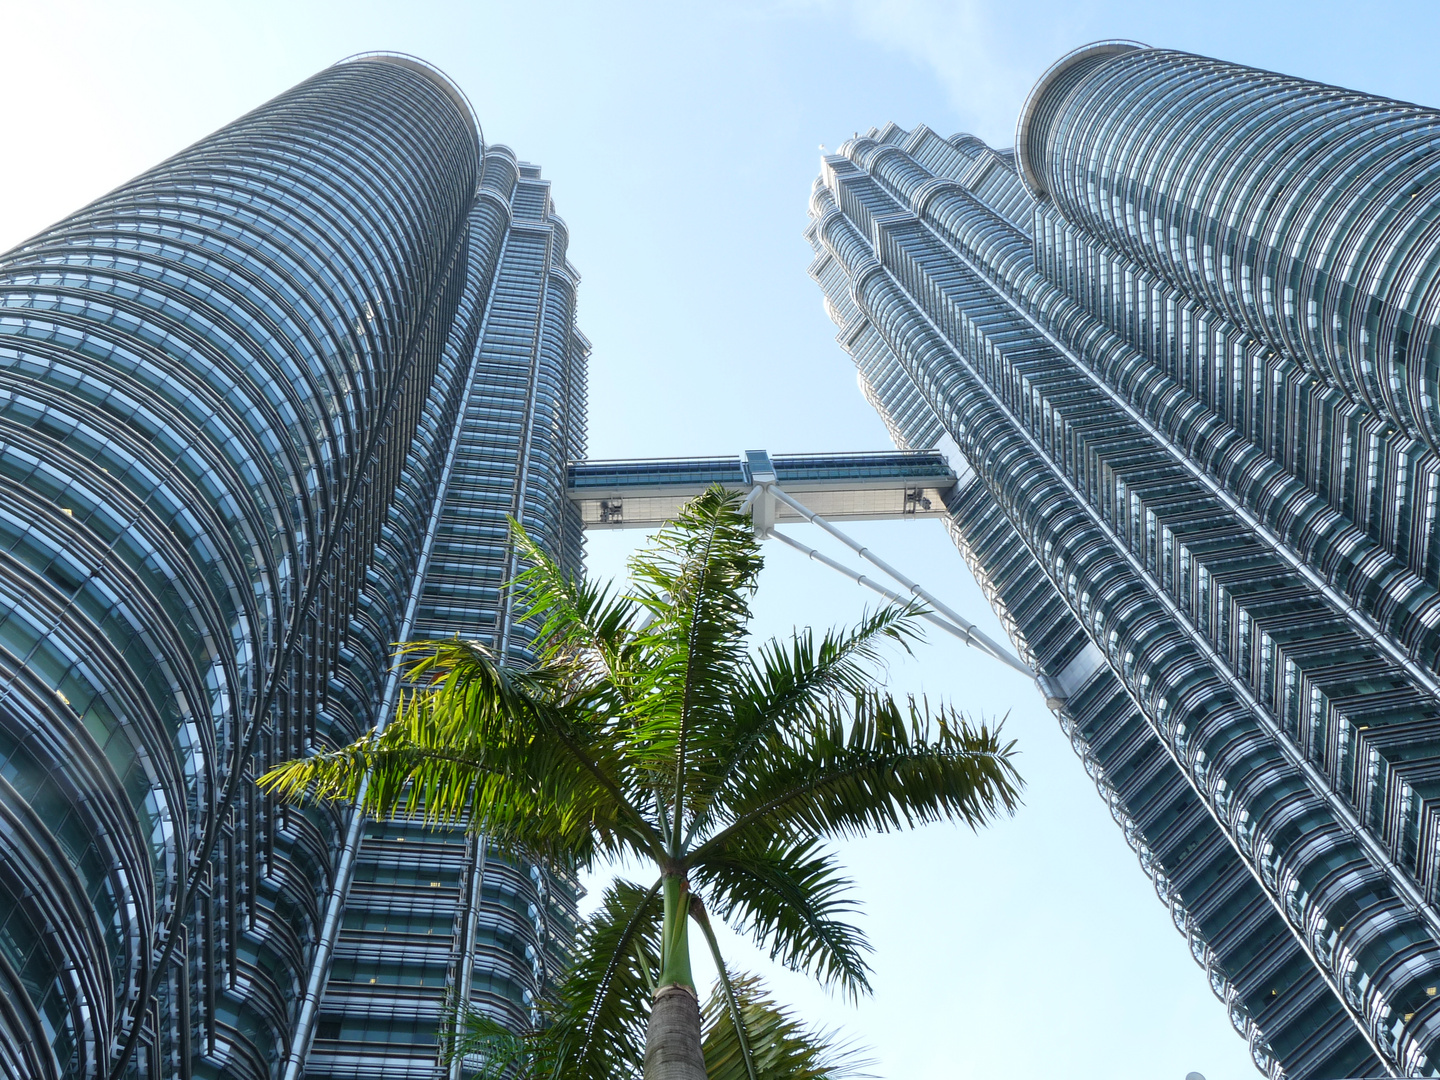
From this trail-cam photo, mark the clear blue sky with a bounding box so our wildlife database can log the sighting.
[6,2,1440,1077]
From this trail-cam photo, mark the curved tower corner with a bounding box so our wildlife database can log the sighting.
[1019,41,1440,452]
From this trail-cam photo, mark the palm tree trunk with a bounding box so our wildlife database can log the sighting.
[645,984,706,1080]
[645,874,706,1080]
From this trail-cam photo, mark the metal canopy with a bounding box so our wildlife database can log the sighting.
[567,449,955,529]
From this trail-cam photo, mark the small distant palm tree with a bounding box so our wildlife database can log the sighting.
[260,489,1021,1080]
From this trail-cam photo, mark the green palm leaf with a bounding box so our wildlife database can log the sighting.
[510,524,645,697]
[625,490,763,809]
[683,606,925,847]
[691,836,871,997]
[692,694,1020,862]
[446,878,662,1080]
[701,974,874,1080]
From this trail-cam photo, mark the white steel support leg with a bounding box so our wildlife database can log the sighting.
[448,836,487,1080]
[758,483,1033,678]
[769,528,1008,652]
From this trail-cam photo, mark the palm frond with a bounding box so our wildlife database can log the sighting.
[552,878,664,1079]
[570,879,664,1048]
[683,604,925,849]
[444,1007,565,1080]
[256,702,609,864]
[409,642,665,857]
[258,639,666,865]
[509,519,643,693]
[397,635,563,733]
[701,973,874,1080]
[691,836,872,998]
[693,694,1021,861]
[444,878,664,1080]
[259,636,554,806]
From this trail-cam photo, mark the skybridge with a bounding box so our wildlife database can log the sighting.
[566,449,1053,691]
[567,449,958,529]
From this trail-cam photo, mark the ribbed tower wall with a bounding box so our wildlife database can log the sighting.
[1020,42,1440,473]
[299,149,585,1080]
[809,68,1440,1073]
[0,55,586,1080]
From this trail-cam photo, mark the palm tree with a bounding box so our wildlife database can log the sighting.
[260,489,1021,1080]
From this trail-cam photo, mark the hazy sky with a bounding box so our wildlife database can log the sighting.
[7,2,1440,1077]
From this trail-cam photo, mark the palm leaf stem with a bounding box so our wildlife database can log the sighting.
[657,789,675,855]
[690,895,758,1080]
[659,874,696,990]
[581,878,663,1047]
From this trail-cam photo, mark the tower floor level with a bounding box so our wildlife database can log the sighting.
[810,41,1440,1080]
[0,55,585,1080]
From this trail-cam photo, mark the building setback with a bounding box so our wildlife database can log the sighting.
[0,55,583,1080]
[809,41,1440,1080]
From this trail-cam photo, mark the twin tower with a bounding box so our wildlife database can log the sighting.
[5,42,1440,1080]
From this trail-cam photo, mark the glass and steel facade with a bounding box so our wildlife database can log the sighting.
[299,144,585,1080]
[0,55,584,1080]
[810,42,1440,1079]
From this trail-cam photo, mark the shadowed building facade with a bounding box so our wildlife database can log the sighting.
[0,55,582,1080]
[809,41,1440,1080]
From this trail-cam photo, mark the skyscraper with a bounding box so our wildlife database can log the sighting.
[0,54,584,1080]
[809,40,1440,1080]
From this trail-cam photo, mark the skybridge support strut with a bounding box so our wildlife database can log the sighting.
[768,528,1002,653]
[750,481,1036,681]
